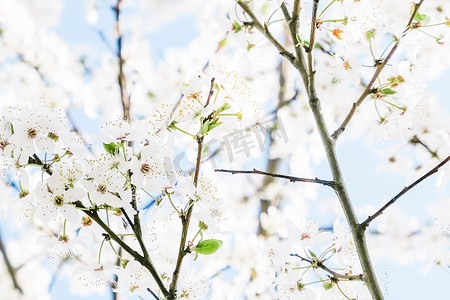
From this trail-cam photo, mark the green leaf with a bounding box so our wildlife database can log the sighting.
[200,120,210,135]
[208,121,222,131]
[218,37,228,49]
[308,249,317,259]
[103,142,118,155]
[323,282,333,290]
[380,88,397,95]
[195,239,223,255]
[216,102,231,114]
[414,13,428,22]
[232,21,242,33]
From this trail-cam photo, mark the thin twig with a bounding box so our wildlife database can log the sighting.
[74,201,170,297]
[237,1,296,65]
[168,136,203,300]
[129,184,149,257]
[119,187,150,260]
[361,154,450,228]
[157,54,216,136]
[291,254,363,281]
[113,0,131,121]
[168,81,216,299]
[286,0,304,67]
[307,0,320,95]
[331,0,424,140]
[112,3,131,298]
[120,207,134,228]
[205,78,215,107]
[279,2,309,86]
[95,29,116,55]
[409,135,440,159]
[72,201,169,296]
[215,168,334,187]
[0,229,23,294]
[147,288,161,300]
[282,0,306,77]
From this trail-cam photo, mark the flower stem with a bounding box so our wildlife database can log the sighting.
[108,240,125,264]
[62,219,67,237]
[98,237,106,264]
[170,124,196,138]
[318,0,336,19]
[166,192,181,216]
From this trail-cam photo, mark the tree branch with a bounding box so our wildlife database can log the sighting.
[215,168,334,187]
[307,54,385,300]
[232,2,385,297]
[308,96,383,298]
[300,1,384,298]
[361,154,450,228]
[331,0,424,140]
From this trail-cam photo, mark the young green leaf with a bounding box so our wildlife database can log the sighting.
[323,281,334,290]
[200,119,210,135]
[414,13,429,22]
[208,121,222,132]
[215,102,231,114]
[195,239,223,255]
[380,88,397,95]
[232,21,242,33]
[103,142,118,155]
[308,249,317,259]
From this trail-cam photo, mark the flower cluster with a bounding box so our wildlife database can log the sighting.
[0,64,259,297]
